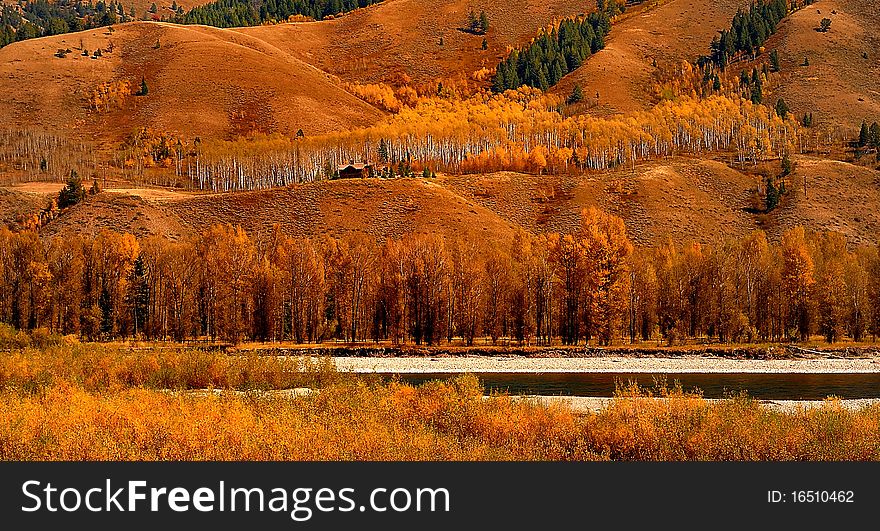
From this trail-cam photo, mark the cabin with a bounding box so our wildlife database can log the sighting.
[336,161,373,179]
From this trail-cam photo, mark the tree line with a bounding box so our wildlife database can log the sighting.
[702,0,811,69]
[491,4,613,93]
[160,91,798,191]
[176,0,382,27]
[2,211,877,345]
[1,0,133,48]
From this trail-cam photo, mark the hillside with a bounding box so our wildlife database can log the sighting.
[19,178,520,245]
[39,192,196,241]
[773,157,880,246]
[443,159,756,246]
[442,156,880,247]
[239,0,592,86]
[166,177,521,245]
[771,0,880,132]
[0,21,384,144]
[0,188,46,230]
[550,0,751,115]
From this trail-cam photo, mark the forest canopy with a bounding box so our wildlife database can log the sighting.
[0,0,132,48]
[177,0,383,27]
[1,215,874,346]
[492,7,613,93]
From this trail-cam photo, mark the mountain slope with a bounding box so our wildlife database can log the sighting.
[551,0,751,115]
[772,0,880,132]
[0,21,385,143]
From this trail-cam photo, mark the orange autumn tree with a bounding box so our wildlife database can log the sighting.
[198,224,255,343]
[548,232,585,345]
[781,226,815,341]
[579,207,633,345]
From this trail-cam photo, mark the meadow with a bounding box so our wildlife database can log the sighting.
[2,333,880,461]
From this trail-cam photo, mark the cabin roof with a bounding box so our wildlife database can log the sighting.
[338,162,371,171]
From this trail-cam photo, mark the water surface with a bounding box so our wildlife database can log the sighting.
[382,372,880,400]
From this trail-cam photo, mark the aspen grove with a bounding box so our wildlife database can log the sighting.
[121,91,801,191]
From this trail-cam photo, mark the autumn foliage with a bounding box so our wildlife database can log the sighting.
[1,352,880,460]
[130,90,800,191]
[1,208,878,345]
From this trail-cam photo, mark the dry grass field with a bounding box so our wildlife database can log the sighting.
[165,177,521,244]
[40,192,196,241]
[551,0,752,115]
[241,0,592,86]
[0,338,879,460]
[0,188,46,230]
[772,0,880,133]
[4,152,877,246]
[0,21,385,144]
[443,156,880,246]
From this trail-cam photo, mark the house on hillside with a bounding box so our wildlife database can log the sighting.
[336,161,373,179]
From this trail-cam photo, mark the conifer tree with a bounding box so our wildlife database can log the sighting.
[567,83,584,104]
[58,170,86,209]
[870,122,880,148]
[775,98,789,120]
[769,49,780,72]
[137,76,149,96]
[858,121,870,147]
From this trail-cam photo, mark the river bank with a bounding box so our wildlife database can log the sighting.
[333,355,880,374]
[512,396,880,414]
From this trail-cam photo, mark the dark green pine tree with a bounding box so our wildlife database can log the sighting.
[750,81,762,104]
[858,121,870,147]
[567,83,583,104]
[870,122,880,148]
[138,76,149,96]
[775,98,789,120]
[781,153,793,175]
[466,9,477,31]
[57,170,86,209]
[765,177,780,212]
[769,49,780,72]
[801,112,813,127]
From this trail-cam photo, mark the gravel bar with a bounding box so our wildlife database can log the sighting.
[514,396,880,414]
[334,356,880,374]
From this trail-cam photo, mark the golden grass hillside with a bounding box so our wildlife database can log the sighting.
[551,0,752,115]
[25,177,521,245]
[0,21,385,144]
[241,0,593,86]
[39,192,196,241]
[442,155,880,246]
[772,0,880,132]
[165,177,522,244]
[7,153,880,247]
[0,188,46,231]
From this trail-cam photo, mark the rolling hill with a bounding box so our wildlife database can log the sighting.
[3,153,874,249]
[0,0,877,252]
[25,178,522,246]
[239,0,594,86]
[550,0,752,115]
[0,21,385,144]
[442,156,880,246]
[771,0,880,133]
